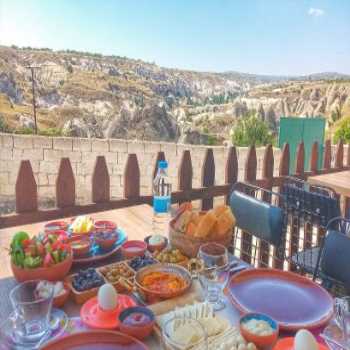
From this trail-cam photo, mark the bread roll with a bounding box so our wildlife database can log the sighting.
[194,210,217,238]
[213,208,236,236]
[174,210,192,232]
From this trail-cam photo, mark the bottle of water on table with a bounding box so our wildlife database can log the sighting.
[153,161,172,235]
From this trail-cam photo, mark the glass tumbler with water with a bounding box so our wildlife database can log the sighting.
[198,243,229,311]
[10,280,54,344]
[153,160,172,236]
[335,296,350,345]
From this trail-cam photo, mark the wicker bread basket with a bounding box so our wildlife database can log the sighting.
[169,213,233,258]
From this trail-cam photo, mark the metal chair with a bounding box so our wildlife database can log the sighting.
[229,182,288,267]
[313,217,350,296]
[281,177,341,274]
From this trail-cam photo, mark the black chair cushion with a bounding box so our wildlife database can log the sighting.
[230,190,284,246]
[321,230,350,289]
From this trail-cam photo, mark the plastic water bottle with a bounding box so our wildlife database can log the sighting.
[152,161,172,235]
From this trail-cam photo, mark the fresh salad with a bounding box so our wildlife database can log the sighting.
[10,231,71,269]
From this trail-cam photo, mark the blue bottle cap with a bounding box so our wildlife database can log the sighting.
[158,160,168,169]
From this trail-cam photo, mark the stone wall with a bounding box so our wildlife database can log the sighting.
[0,133,286,213]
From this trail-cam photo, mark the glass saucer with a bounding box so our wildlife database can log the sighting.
[0,308,68,349]
[321,318,349,350]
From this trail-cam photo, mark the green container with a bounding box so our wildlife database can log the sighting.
[279,117,326,173]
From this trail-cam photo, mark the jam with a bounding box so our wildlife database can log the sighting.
[123,312,151,327]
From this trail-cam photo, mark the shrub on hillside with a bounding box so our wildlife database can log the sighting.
[231,114,275,147]
[334,116,350,144]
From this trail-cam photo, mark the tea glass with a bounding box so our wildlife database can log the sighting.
[9,280,54,344]
[197,243,229,311]
[335,296,350,345]
[161,317,208,350]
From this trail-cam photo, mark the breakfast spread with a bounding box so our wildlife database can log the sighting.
[71,215,94,234]
[241,318,274,336]
[154,248,188,264]
[10,231,70,269]
[72,268,105,292]
[35,281,66,298]
[173,203,236,238]
[128,255,157,271]
[141,271,186,293]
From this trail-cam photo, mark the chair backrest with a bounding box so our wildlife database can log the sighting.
[281,177,341,227]
[321,230,350,289]
[230,185,286,247]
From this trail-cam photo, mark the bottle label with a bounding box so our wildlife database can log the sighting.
[153,196,171,214]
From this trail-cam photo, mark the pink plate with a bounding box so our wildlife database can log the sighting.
[42,330,149,349]
[228,268,334,331]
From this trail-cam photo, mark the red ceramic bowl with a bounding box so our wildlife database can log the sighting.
[11,250,73,283]
[53,282,70,308]
[121,241,147,259]
[44,221,69,233]
[118,306,155,340]
[69,237,91,257]
[95,235,118,250]
[144,235,168,253]
[240,313,279,348]
[94,220,117,233]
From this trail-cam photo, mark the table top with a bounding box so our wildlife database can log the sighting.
[0,204,242,349]
[308,170,350,197]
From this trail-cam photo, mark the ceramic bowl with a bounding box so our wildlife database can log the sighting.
[119,306,155,340]
[144,235,168,253]
[44,221,69,233]
[121,240,147,259]
[134,263,192,303]
[94,220,117,233]
[94,232,119,250]
[69,237,91,257]
[240,313,279,348]
[11,250,73,283]
[53,282,70,308]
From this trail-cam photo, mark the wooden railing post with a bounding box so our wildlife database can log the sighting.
[92,156,110,203]
[310,141,319,175]
[335,139,344,169]
[323,139,331,170]
[295,141,305,177]
[201,148,215,210]
[225,146,238,204]
[124,154,140,199]
[153,151,166,180]
[241,145,257,263]
[275,143,289,269]
[178,150,193,204]
[56,158,75,208]
[16,160,38,213]
[260,144,274,267]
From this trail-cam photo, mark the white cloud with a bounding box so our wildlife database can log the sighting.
[308,7,325,17]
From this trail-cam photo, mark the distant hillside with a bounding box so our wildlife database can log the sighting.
[0,45,349,144]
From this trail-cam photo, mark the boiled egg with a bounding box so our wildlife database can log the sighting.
[294,329,319,350]
[97,284,117,311]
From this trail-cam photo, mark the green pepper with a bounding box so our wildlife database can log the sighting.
[12,231,30,247]
[52,251,60,264]
[23,256,42,268]
[12,247,25,267]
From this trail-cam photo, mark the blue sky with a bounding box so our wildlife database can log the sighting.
[0,0,349,75]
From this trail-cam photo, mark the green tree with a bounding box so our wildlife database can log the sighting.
[231,114,275,146]
[334,116,350,144]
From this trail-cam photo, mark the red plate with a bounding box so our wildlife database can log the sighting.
[228,268,333,331]
[42,330,148,349]
[273,337,329,350]
[81,295,137,329]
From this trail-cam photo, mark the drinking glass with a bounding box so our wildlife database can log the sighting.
[161,317,208,350]
[198,243,229,311]
[335,296,350,345]
[10,280,53,344]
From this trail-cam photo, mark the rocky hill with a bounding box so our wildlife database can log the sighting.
[0,45,350,144]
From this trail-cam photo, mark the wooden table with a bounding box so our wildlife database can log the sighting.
[0,204,242,349]
[308,170,350,217]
